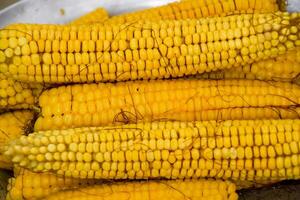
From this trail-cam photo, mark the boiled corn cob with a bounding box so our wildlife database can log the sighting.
[0,74,43,110]
[0,110,34,169]
[1,12,299,83]
[34,79,300,131]
[195,48,300,82]
[69,8,109,25]
[107,0,278,24]
[5,119,300,183]
[6,168,99,200]
[44,179,238,200]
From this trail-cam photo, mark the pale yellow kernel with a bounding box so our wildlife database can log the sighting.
[8,37,18,48]
[0,51,5,62]
[57,144,66,152]
[18,37,28,46]
[4,48,14,58]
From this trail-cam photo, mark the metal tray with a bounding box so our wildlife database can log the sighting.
[0,0,176,27]
[0,0,299,28]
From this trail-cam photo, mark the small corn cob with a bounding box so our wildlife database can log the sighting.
[195,48,300,82]
[6,168,99,200]
[34,79,300,131]
[0,110,34,169]
[0,74,43,110]
[69,8,109,25]
[44,179,238,200]
[5,119,300,183]
[107,0,278,24]
[1,12,299,83]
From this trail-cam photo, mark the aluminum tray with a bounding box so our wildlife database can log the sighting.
[0,0,176,27]
[0,0,299,28]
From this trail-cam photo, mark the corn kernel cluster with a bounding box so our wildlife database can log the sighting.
[34,79,300,131]
[6,120,300,182]
[0,74,42,110]
[44,179,238,200]
[107,0,278,24]
[70,8,109,25]
[0,110,33,169]
[196,48,300,82]
[6,168,99,200]
[0,12,299,83]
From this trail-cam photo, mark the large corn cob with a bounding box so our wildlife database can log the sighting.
[107,0,278,24]
[69,8,109,25]
[195,48,300,82]
[0,74,43,110]
[0,111,34,169]
[44,179,238,200]
[5,119,300,183]
[34,79,300,131]
[1,12,299,83]
[6,168,99,200]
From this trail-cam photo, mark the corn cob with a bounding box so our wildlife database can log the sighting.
[44,179,238,200]
[0,111,34,169]
[107,0,278,24]
[6,168,99,200]
[1,12,299,84]
[195,48,300,82]
[6,119,300,183]
[69,8,109,25]
[0,74,43,110]
[34,79,300,131]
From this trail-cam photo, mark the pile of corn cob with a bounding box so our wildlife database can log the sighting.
[0,0,300,199]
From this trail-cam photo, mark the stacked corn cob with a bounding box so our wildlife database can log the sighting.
[6,168,99,200]
[1,12,300,83]
[34,79,300,131]
[1,0,300,199]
